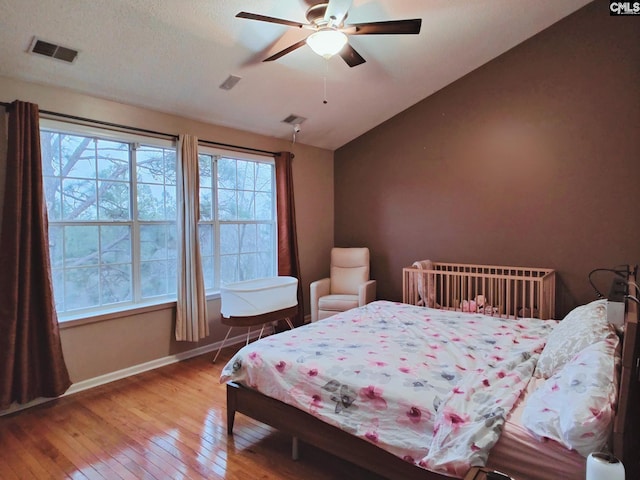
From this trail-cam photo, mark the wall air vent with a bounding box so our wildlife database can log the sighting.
[29,37,78,63]
[282,114,307,125]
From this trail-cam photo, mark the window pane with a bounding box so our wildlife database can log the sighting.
[43,178,63,221]
[220,255,238,284]
[97,140,129,181]
[237,191,255,220]
[217,189,236,220]
[62,178,98,220]
[100,226,131,264]
[167,225,177,260]
[199,224,213,257]
[137,146,166,183]
[164,185,177,220]
[256,163,272,191]
[220,224,239,255]
[51,268,64,311]
[167,260,177,295]
[199,154,212,186]
[257,252,274,278]
[101,265,132,304]
[141,260,168,298]
[202,255,214,291]
[236,160,255,191]
[255,192,273,220]
[62,135,95,179]
[140,224,168,261]
[218,158,237,189]
[64,226,99,267]
[137,184,166,220]
[257,224,274,253]
[41,131,61,177]
[239,224,257,253]
[199,223,215,291]
[200,187,213,221]
[41,131,63,221]
[164,150,176,185]
[239,253,257,281]
[49,225,64,268]
[98,181,130,220]
[65,267,100,310]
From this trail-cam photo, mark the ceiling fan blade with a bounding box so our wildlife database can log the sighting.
[236,12,306,29]
[324,0,352,26]
[263,38,309,62]
[347,19,422,35]
[339,43,366,68]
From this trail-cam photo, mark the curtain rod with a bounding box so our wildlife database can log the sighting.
[1,101,278,157]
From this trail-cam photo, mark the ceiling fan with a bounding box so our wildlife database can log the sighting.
[236,0,422,67]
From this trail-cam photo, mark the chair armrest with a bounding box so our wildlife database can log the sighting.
[358,280,377,306]
[310,278,331,322]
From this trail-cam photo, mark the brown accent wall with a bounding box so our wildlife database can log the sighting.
[335,1,640,317]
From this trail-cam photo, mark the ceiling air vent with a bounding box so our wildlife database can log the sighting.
[29,37,78,63]
[282,114,307,125]
[219,75,242,91]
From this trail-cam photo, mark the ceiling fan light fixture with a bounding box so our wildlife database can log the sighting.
[306,28,347,59]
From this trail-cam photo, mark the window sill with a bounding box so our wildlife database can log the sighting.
[58,292,221,330]
[58,300,177,329]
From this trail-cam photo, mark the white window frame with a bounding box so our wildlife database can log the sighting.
[40,119,177,322]
[197,145,277,293]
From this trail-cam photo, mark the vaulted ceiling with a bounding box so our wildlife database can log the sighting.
[0,0,592,150]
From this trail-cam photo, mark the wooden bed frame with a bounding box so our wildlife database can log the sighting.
[226,273,639,480]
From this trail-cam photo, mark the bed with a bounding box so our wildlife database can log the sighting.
[220,268,639,480]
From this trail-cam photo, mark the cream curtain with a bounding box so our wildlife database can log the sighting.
[175,134,208,341]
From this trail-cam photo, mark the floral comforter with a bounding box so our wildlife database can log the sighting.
[220,300,555,477]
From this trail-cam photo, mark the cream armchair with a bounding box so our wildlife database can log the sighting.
[310,247,377,322]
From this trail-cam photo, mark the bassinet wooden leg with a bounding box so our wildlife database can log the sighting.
[213,327,233,363]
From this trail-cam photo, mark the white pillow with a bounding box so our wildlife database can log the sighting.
[535,299,614,378]
[522,338,619,457]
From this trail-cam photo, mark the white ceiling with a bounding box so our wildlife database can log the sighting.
[0,0,591,151]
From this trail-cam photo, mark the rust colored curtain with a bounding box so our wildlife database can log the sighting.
[0,101,71,409]
[275,152,304,327]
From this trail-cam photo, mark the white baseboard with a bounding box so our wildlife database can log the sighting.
[1,330,259,417]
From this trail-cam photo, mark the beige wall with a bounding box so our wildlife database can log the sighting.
[0,76,334,383]
[334,1,640,317]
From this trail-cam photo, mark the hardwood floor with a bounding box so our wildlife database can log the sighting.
[0,347,385,479]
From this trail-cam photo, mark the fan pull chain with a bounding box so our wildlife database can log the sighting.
[323,76,328,104]
[323,59,329,104]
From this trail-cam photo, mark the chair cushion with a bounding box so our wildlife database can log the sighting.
[318,294,359,312]
[331,247,370,295]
